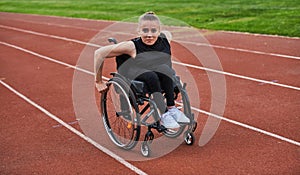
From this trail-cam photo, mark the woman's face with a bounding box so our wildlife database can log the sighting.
[138,20,160,45]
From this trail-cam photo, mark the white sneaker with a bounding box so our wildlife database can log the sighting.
[161,112,180,129]
[168,107,190,123]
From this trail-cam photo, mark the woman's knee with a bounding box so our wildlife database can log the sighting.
[136,71,161,92]
[137,71,159,82]
[154,64,175,78]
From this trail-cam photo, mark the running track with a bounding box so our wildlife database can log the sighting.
[0,12,299,174]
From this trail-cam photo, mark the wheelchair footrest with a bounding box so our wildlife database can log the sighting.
[149,122,167,133]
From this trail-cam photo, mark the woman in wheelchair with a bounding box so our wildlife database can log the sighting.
[94,11,190,129]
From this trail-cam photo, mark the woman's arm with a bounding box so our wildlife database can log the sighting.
[94,41,135,92]
[161,30,172,43]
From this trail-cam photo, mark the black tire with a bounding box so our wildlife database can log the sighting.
[184,132,195,145]
[141,141,151,157]
[101,77,140,150]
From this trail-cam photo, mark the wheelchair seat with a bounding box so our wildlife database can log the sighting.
[131,80,147,95]
[111,72,180,100]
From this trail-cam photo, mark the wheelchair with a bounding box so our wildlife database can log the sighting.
[100,38,197,157]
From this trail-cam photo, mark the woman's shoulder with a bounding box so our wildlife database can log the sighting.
[131,37,142,46]
[160,31,172,43]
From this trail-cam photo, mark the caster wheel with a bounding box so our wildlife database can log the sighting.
[141,141,151,157]
[184,132,195,145]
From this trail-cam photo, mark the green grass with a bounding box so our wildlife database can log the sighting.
[1,0,299,37]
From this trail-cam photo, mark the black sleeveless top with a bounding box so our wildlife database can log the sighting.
[116,34,172,70]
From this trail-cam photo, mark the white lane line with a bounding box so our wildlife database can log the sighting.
[1,12,299,40]
[0,24,100,47]
[1,41,299,147]
[224,30,300,40]
[1,19,300,60]
[192,107,300,147]
[173,61,300,91]
[0,14,107,32]
[0,80,147,175]
[178,40,300,60]
[0,41,108,81]
[1,25,299,91]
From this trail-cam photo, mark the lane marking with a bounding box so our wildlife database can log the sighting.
[172,61,300,91]
[259,80,278,85]
[0,13,110,32]
[1,23,300,61]
[0,41,108,81]
[223,30,300,40]
[0,80,147,175]
[52,119,80,128]
[192,107,300,147]
[2,12,299,40]
[1,15,300,40]
[1,41,299,147]
[178,40,300,60]
[0,25,299,91]
[0,24,100,47]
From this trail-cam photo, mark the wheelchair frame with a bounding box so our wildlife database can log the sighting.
[101,72,197,157]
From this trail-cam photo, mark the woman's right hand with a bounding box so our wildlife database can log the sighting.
[95,82,108,93]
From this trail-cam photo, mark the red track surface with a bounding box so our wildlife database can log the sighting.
[0,12,299,174]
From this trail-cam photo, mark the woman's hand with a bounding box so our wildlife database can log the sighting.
[95,82,108,93]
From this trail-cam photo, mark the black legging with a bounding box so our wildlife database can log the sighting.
[136,70,175,106]
[120,64,175,114]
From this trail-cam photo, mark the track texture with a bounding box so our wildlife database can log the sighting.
[0,12,299,174]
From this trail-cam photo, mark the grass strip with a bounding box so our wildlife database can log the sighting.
[0,0,299,37]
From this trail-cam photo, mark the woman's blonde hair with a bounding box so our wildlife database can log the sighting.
[138,11,161,25]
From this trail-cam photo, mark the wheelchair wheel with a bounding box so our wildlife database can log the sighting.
[141,141,151,157]
[101,77,140,150]
[184,132,195,145]
[163,85,191,138]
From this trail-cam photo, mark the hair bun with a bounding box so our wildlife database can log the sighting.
[146,11,155,15]
[138,11,160,25]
